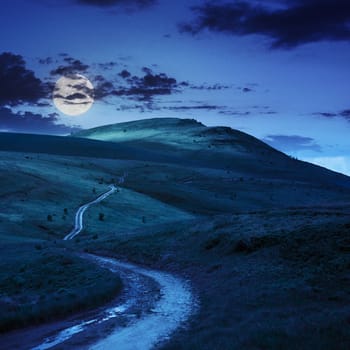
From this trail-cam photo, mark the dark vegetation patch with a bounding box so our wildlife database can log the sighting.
[0,243,122,332]
[80,212,350,350]
[279,222,350,302]
[203,233,281,254]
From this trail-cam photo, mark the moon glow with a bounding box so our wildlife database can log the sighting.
[53,74,94,116]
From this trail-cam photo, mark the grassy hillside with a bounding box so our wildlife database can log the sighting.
[0,117,350,348]
[0,149,191,331]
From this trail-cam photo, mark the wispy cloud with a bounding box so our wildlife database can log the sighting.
[50,57,89,76]
[263,134,321,152]
[315,109,350,121]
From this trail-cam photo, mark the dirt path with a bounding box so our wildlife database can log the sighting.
[24,255,195,350]
[63,185,117,240]
[89,256,195,350]
[1,186,197,350]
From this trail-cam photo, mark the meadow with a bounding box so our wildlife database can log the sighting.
[0,118,349,348]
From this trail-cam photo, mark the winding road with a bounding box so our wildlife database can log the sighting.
[63,185,117,241]
[1,185,196,350]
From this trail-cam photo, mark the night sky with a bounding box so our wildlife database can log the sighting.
[1,0,350,174]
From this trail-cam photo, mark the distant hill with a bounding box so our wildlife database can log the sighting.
[74,117,350,188]
[1,117,350,213]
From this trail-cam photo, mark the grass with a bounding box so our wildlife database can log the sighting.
[1,118,350,348]
[78,212,350,350]
[0,150,192,332]
[0,240,122,332]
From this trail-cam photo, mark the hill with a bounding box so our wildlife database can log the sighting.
[0,117,350,349]
[1,118,350,216]
[73,118,350,213]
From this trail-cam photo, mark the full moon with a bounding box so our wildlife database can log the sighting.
[53,74,94,116]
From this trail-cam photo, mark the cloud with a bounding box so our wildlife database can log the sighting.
[218,110,251,116]
[180,0,350,49]
[316,112,338,118]
[118,69,131,79]
[50,58,89,76]
[0,107,80,135]
[95,67,182,103]
[38,57,54,65]
[315,109,350,121]
[93,75,115,100]
[263,134,321,152]
[339,109,350,119]
[75,0,156,10]
[0,52,47,106]
[186,83,252,93]
[188,83,231,90]
[98,61,118,70]
[216,104,276,116]
[164,105,222,111]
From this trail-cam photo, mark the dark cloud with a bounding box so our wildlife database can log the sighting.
[218,110,251,116]
[118,69,131,79]
[316,112,338,118]
[164,104,222,111]
[142,72,176,88]
[181,0,350,49]
[115,102,225,113]
[38,57,54,65]
[65,92,88,100]
[93,75,115,99]
[339,109,350,119]
[75,0,156,9]
[0,107,80,135]
[116,103,148,113]
[69,82,94,97]
[315,109,350,121]
[98,61,118,70]
[188,84,251,93]
[263,134,321,152]
[0,52,47,106]
[50,58,89,76]
[142,67,153,74]
[189,83,231,90]
[95,67,181,103]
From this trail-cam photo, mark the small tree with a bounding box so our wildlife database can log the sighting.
[47,214,53,222]
[99,213,105,221]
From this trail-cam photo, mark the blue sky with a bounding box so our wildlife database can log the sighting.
[1,0,350,174]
